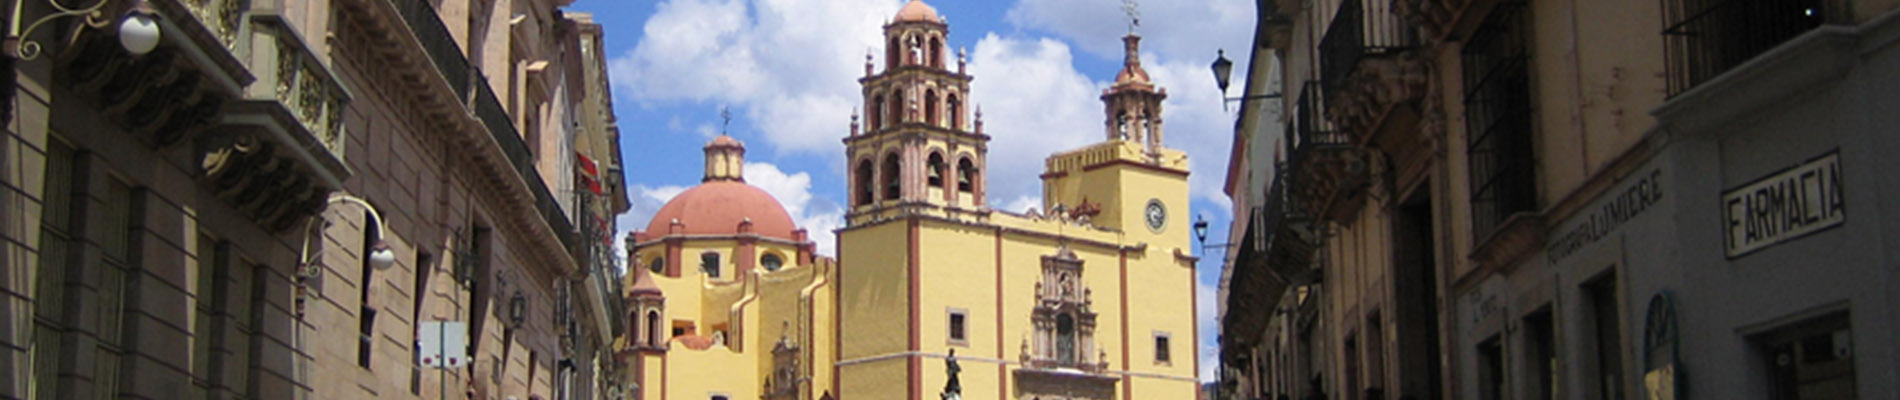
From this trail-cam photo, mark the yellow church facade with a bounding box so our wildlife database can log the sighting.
[617,1,1199,398]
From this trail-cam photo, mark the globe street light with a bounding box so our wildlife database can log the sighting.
[7,0,163,60]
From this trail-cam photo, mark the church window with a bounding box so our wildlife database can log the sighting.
[929,36,944,68]
[855,160,875,205]
[888,37,901,69]
[891,91,905,125]
[927,153,946,187]
[1056,313,1076,365]
[761,253,784,271]
[883,153,903,200]
[947,308,968,345]
[700,252,721,278]
[646,311,662,347]
[1117,111,1131,140]
[870,95,884,131]
[925,90,940,126]
[957,158,977,193]
[947,94,962,130]
[649,256,665,274]
[1155,332,1172,363]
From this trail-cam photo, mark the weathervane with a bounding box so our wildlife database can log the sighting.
[1122,0,1141,34]
[720,106,733,135]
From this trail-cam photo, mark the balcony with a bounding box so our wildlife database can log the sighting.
[1662,0,1824,96]
[47,0,353,231]
[1286,81,1373,224]
[199,14,356,231]
[1317,0,1432,147]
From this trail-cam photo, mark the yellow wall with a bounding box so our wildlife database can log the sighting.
[622,235,834,399]
[837,136,1198,399]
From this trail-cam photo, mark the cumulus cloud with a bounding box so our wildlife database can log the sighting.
[1005,0,1255,63]
[745,162,845,256]
[608,0,900,157]
[612,185,691,271]
[966,34,1103,205]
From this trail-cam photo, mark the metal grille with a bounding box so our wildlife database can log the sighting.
[395,0,581,253]
[392,0,471,98]
[1461,3,1537,240]
[1317,0,1419,98]
[1663,0,1823,96]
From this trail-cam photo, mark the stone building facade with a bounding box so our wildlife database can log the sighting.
[1220,0,1900,399]
[1,0,624,399]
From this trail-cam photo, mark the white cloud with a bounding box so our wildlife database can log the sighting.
[612,184,690,271]
[745,162,845,256]
[966,34,1103,205]
[1001,195,1043,215]
[609,0,901,157]
[1005,0,1255,63]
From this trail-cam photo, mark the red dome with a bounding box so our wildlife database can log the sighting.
[645,181,798,240]
[894,0,940,23]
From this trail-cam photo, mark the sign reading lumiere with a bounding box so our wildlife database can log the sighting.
[1723,151,1846,258]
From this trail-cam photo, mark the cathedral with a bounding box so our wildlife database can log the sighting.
[618,1,1200,398]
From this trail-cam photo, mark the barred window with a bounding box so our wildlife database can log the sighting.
[1461,3,1538,240]
[1663,0,1824,96]
[32,139,78,400]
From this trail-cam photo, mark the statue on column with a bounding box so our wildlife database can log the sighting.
[941,348,962,400]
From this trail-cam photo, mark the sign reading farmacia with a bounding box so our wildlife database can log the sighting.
[1723,151,1845,258]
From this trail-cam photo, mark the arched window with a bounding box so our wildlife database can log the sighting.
[888,36,901,69]
[1117,111,1131,140]
[855,160,875,206]
[927,153,946,187]
[649,256,665,274]
[957,158,977,193]
[883,153,903,200]
[761,253,784,271]
[924,90,940,127]
[646,310,661,347]
[869,95,884,131]
[929,36,944,68]
[890,92,904,126]
[1056,313,1076,365]
[947,94,962,130]
[700,252,721,278]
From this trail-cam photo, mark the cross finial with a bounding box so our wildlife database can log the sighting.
[720,106,733,135]
[1122,0,1141,34]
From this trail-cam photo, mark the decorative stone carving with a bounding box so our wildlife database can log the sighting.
[1325,50,1435,143]
[1394,0,1468,39]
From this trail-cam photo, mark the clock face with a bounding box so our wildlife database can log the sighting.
[1145,199,1166,231]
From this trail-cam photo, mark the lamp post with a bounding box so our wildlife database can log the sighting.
[6,0,161,60]
[1211,49,1283,111]
[1193,214,1234,257]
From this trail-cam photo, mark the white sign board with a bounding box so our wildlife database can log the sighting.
[418,321,469,369]
[1723,152,1845,258]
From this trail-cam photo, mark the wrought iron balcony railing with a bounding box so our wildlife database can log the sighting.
[1662,0,1824,96]
[1289,81,1350,157]
[392,0,473,98]
[1317,0,1419,98]
[392,0,579,252]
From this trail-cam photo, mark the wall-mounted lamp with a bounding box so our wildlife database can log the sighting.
[6,0,162,60]
[1193,214,1234,257]
[508,291,527,328]
[1210,49,1283,111]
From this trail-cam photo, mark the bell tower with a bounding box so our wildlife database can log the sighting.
[1101,33,1167,157]
[845,0,987,220]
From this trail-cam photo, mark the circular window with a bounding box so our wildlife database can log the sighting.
[648,256,665,274]
[762,254,784,271]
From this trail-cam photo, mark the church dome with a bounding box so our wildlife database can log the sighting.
[894,0,941,23]
[643,135,799,241]
[645,181,798,240]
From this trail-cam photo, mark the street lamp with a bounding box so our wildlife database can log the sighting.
[1193,214,1233,257]
[297,194,397,284]
[7,0,162,60]
[1210,49,1282,111]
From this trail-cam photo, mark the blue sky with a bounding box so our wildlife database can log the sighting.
[569,0,1256,382]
